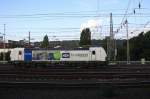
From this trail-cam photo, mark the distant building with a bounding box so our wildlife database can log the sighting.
[33,42,41,48]
[0,36,3,42]
[0,40,10,48]
[0,39,103,49]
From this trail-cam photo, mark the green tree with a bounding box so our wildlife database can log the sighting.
[0,52,3,61]
[79,28,91,46]
[128,31,150,61]
[41,35,49,48]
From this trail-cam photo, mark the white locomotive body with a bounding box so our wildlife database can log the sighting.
[10,47,107,67]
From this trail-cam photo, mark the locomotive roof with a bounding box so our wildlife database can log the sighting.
[25,46,102,50]
[25,47,90,50]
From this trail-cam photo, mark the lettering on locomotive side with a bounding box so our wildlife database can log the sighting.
[71,53,88,57]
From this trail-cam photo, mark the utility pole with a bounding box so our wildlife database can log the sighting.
[29,31,30,48]
[3,24,6,62]
[114,37,117,61]
[106,36,110,60]
[125,19,130,64]
[110,13,113,40]
[108,13,115,62]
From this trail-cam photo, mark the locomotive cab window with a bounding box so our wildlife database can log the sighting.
[92,51,95,55]
[19,51,22,55]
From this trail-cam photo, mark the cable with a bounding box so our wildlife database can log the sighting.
[120,0,132,28]
[1,12,150,19]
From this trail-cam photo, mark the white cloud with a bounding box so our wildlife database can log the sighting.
[143,23,150,33]
[80,19,103,39]
[80,19,103,31]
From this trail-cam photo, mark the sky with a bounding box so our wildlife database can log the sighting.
[0,0,149,41]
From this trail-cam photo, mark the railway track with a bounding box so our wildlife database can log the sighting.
[1,64,150,71]
[0,70,149,83]
[0,72,149,79]
[0,65,150,80]
[0,67,150,75]
[0,78,149,88]
[0,64,149,87]
[0,63,150,69]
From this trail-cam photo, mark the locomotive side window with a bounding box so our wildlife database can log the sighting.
[19,51,22,55]
[92,51,95,55]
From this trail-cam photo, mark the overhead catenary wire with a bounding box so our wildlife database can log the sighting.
[0,12,150,19]
[115,0,132,34]
[0,0,149,41]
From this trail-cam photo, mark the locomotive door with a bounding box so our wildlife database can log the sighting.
[91,50,96,61]
[18,50,23,60]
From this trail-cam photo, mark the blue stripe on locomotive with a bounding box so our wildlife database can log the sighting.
[24,49,32,62]
[48,53,54,60]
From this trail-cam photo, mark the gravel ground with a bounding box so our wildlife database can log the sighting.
[0,86,150,99]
